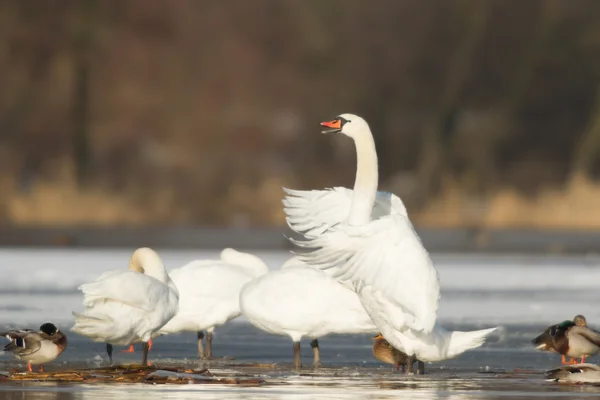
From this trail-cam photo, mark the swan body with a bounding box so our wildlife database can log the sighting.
[2,323,67,371]
[239,259,377,367]
[157,248,269,358]
[287,113,497,362]
[241,262,376,339]
[71,247,178,364]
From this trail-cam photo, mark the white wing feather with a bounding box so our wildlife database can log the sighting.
[78,270,170,312]
[283,187,407,237]
[290,214,440,334]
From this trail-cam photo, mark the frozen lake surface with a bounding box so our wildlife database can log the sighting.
[0,248,600,399]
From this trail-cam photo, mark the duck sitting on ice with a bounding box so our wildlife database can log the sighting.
[546,363,600,384]
[2,322,67,372]
[372,333,424,374]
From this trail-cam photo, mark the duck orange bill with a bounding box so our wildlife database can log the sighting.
[371,333,384,340]
[320,119,341,129]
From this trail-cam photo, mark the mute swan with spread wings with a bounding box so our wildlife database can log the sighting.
[286,113,497,362]
[71,247,179,366]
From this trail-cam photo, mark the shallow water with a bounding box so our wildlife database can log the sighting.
[0,248,599,399]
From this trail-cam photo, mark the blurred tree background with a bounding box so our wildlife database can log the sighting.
[2,0,600,229]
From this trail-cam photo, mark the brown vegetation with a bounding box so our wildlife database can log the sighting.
[2,0,600,228]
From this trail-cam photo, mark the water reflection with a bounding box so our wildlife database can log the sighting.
[2,376,600,400]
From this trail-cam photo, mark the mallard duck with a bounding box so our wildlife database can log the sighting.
[2,322,67,372]
[532,315,600,364]
[545,363,600,384]
[372,333,424,374]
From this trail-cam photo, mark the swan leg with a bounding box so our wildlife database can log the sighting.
[148,338,153,351]
[205,331,213,359]
[141,341,149,366]
[197,331,205,359]
[581,356,586,363]
[293,341,301,369]
[121,345,135,353]
[561,355,568,364]
[416,361,425,375]
[405,355,415,375]
[39,365,44,372]
[27,363,32,372]
[107,343,114,364]
[310,339,321,368]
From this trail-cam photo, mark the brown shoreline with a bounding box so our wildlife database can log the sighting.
[0,225,599,254]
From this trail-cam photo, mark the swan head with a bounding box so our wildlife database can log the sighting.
[320,113,370,139]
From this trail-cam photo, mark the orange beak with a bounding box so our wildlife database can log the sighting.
[371,333,384,341]
[320,119,342,133]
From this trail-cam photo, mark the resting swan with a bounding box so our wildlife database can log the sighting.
[239,256,377,369]
[157,248,269,359]
[71,247,179,366]
[287,113,497,362]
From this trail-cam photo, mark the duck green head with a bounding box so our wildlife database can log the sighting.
[558,320,575,329]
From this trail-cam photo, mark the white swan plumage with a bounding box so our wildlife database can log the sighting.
[157,248,269,359]
[239,256,377,368]
[71,247,179,365]
[286,113,497,362]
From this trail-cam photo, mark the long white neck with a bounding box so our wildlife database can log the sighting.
[129,248,170,283]
[346,127,379,226]
[143,260,170,283]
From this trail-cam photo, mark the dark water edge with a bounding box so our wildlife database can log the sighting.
[2,225,600,254]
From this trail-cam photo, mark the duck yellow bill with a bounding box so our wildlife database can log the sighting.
[371,333,384,340]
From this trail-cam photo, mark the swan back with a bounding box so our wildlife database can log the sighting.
[128,247,169,283]
[280,256,306,269]
[220,248,269,277]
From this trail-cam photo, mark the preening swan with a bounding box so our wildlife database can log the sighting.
[157,248,269,358]
[287,113,497,362]
[71,247,179,366]
[239,257,377,368]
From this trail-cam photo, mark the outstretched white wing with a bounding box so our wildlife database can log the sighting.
[290,214,440,334]
[283,187,407,238]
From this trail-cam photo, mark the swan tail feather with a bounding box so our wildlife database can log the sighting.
[447,327,497,358]
[71,312,114,340]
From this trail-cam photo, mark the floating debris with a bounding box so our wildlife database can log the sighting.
[0,364,265,386]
